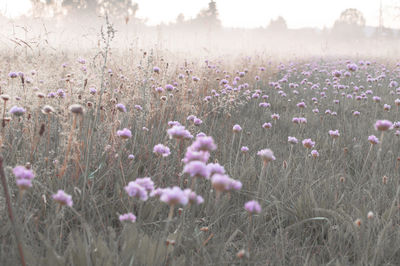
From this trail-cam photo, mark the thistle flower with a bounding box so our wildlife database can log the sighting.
[368,135,379,145]
[182,148,210,164]
[328,130,340,138]
[302,139,315,149]
[374,120,392,131]
[117,128,132,139]
[153,144,171,157]
[52,190,73,207]
[232,124,242,133]
[13,166,35,190]
[262,122,272,129]
[124,181,148,201]
[207,163,226,176]
[134,177,154,193]
[241,146,249,153]
[257,149,276,163]
[128,154,135,160]
[271,113,280,120]
[311,150,319,158]
[244,200,261,214]
[153,66,160,73]
[183,161,210,179]
[9,106,26,116]
[296,102,306,108]
[119,212,136,222]
[167,125,192,140]
[184,189,204,205]
[288,136,298,144]
[160,186,188,206]
[190,136,217,152]
[211,174,232,192]
[165,84,174,91]
[8,72,18,78]
[116,103,127,112]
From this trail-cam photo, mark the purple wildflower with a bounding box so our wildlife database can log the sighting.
[244,200,261,214]
[119,212,136,222]
[117,128,132,139]
[160,186,188,206]
[153,144,171,157]
[52,190,73,207]
[124,181,148,201]
[183,161,210,179]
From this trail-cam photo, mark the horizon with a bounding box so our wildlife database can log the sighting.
[1,0,399,29]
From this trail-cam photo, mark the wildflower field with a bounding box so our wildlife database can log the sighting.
[1,23,400,266]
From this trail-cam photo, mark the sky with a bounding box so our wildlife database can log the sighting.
[0,0,397,29]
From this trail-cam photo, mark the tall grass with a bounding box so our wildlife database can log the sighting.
[0,23,400,265]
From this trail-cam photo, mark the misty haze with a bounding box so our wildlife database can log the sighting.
[0,0,400,265]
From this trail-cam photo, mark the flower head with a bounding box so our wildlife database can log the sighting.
[117,128,132,139]
[9,106,26,116]
[124,181,148,201]
[52,190,73,207]
[257,149,276,163]
[302,139,315,149]
[160,186,188,206]
[368,135,379,145]
[116,103,127,112]
[190,136,217,152]
[328,130,340,138]
[232,124,242,133]
[183,161,210,179]
[153,144,171,157]
[244,200,261,214]
[288,136,298,144]
[167,125,193,140]
[119,213,136,222]
[374,120,392,131]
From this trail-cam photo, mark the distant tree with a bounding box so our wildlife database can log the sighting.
[193,0,221,30]
[30,0,139,20]
[267,16,287,32]
[332,8,366,39]
[176,13,185,24]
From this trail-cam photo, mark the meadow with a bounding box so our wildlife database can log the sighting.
[1,22,400,266]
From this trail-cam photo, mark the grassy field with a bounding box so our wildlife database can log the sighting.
[1,25,400,265]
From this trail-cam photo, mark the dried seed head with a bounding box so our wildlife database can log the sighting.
[25,162,31,169]
[382,175,388,184]
[283,160,287,169]
[339,176,345,183]
[69,104,84,115]
[0,94,10,101]
[367,211,374,219]
[200,227,209,232]
[236,249,247,259]
[178,208,183,216]
[36,92,45,99]
[87,101,93,108]
[39,123,45,136]
[354,218,362,227]
[41,105,55,114]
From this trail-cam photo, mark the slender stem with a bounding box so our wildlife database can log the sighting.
[58,114,77,179]
[0,156,26,266]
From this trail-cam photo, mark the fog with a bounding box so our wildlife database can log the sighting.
[1,8,400,61]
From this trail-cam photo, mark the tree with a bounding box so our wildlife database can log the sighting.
[332,8,366,39]
[193,0,221,30]
[30,0,139,20]
[267,16,287,32]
